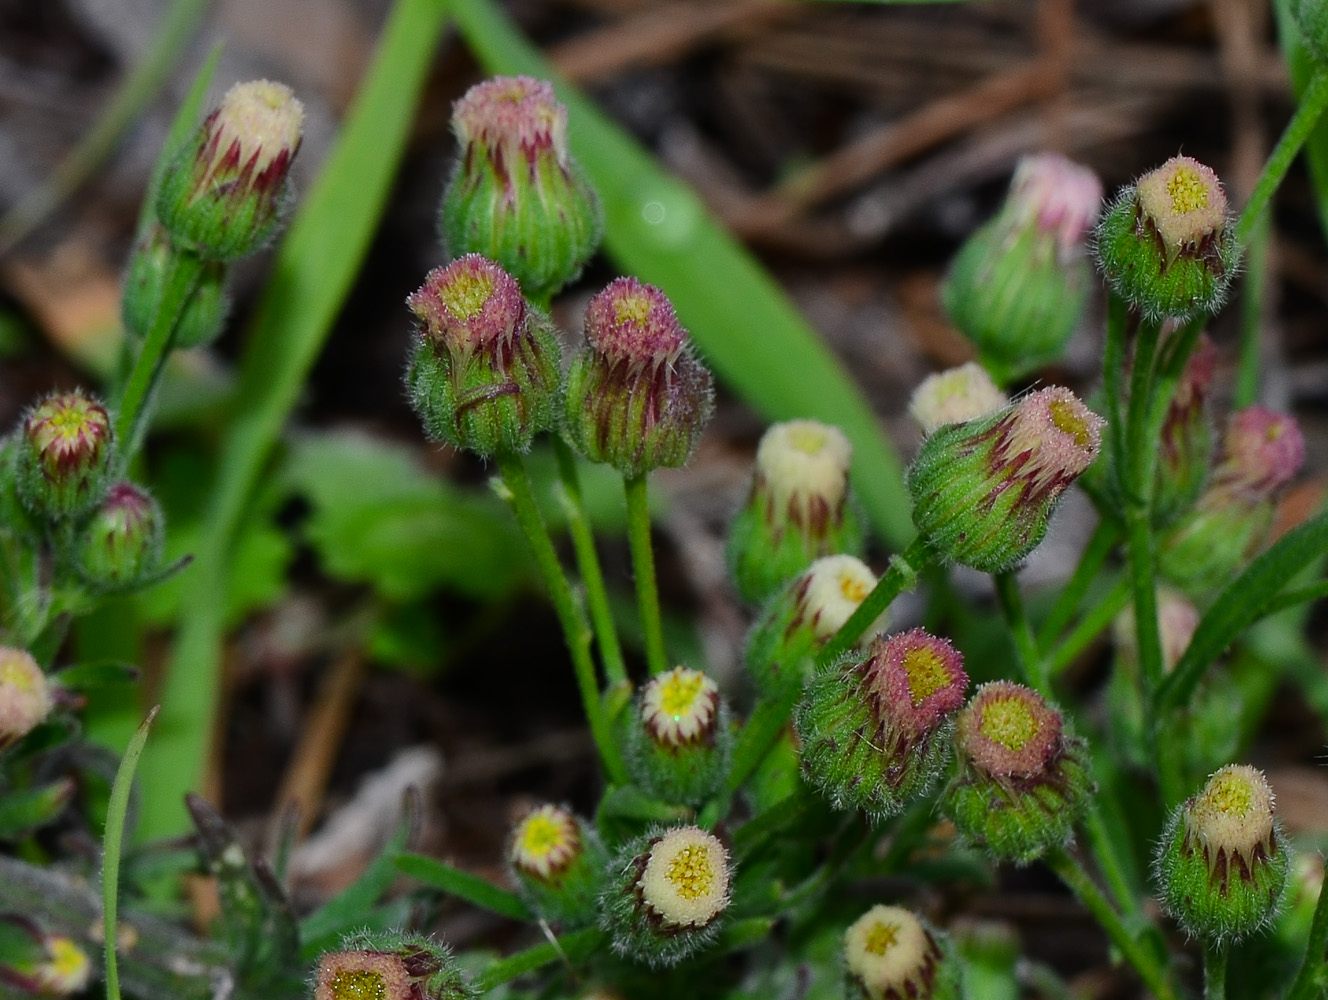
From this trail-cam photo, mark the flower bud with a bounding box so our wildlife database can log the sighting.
[907,363,1009,436]
[601,825,732,967]
[440,76,602,302]
[122,225,229,348]
[907,387,1104,573]
[1155,764,1290,943]
[563,278,713,477]
[507,804,606,927]
[0,916,91,997]
[0,648,50,751]
[1094,155,1239,321]
[744,555,884,697]
[406,254,561,456]
[946,682,1091,863]
[1160,407,1304,590]
[1153,335,1218,525]
[625,667,731,805]
[726,420,862,604]
[843,905,958,1000]
[944,154,1102,378]
[314,930,473,1000]
[14,391,114,521]
[796,629,967,820]
[77,482,164,591]
[156,80,303,260]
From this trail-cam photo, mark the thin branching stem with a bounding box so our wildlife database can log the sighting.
[624,473,669,676]
[993,570,1049,695]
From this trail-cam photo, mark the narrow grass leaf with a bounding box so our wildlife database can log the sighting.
[472,927,604,991]
[396,853,531,921]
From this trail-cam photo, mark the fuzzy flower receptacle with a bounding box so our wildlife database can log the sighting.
[601,825,732,967]
[797,628,968,820]
[1094,155,1238,321]
[440,76,601,301]
[508,804,605,927]
[944,682,1091,863]
[1156,765,1290,943]
[626,667,731,805]
[564,277,713,477]
[907,387,1104,573]
[156,80,303,260]
[844,905,958,1000]
[727,419,862,604]
[406,254,560,457]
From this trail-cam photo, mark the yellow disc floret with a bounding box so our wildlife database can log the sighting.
[843,905,940,1000]
[641,667,718,746]
[638,826,730,928]
[510,804,580,880]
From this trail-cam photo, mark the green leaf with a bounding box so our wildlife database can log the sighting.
[288,430,530,602]
[53,660,139,691]
[395,853,531,921]
[471,927,604,992]
[0,779,75,839]
[448,0,913,549]
[1157,513,1328,712]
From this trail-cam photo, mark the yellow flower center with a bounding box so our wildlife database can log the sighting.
[658,671,705,719]
[839,570,871,604]
[328,970,386,1000]
[444,271,495,321]
[665,844,715,901]
[1049,398,1092,449]
[0,659,36,693]
[1167,165,1210,215]
[613,291,652,328]
[863,919,901,956]
[979,696,1038,751]
[1203,772,1253,816]
[519,813,570,861]
[901,646,950,704]
[787,423,829,455]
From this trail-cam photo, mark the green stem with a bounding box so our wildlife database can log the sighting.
[1044,847,1178,1000]
[1037,517,1120,650]
[497,452,626,784]
[554,439,626,686]
[624,473,668,676]
[113,250,205,462]
[1236,65,1328,243]
[1124,319,1163,697]
[816,536,932,668]
[1286,865,1328,1000]
[1102,292,1131,502]
[1049,576,1130,677]
[1235,213,1270,409]
[472,927,604,991]
[993,571,1049,695]
[1082,799,1139,917]
[1204,940,1228,1000]
[724,683,803,796]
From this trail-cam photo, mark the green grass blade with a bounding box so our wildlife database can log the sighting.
[1274,0,1328,242]
[471,927,604,991]
[449,0,913,548]
[135,0,450,842]
[395,853,532,921]
[1157,512,1328,712]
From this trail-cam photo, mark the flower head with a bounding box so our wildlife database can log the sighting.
[956,681,1062,780]
[0,648,53,750]
[864,629,969,741]
[79,482,165,590]
[1135,156,1228,261]
[0,917,91,997]
[640,667,720,747]
[15,390,114,521]
[315,931,472,1000]
[1009,153,1103,256]
[453,76,570,176]
[908,363,1009,436]
[510,804,582,881]
[627,668,730,804]
[843,905,945,1000]
[582,277,687,366]
[408,254,527,356]
[507,804,605,927]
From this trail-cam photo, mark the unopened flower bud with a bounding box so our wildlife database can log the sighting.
[564,278,713,477]
[1094,155,1238,321]
[1153,335,1218,525]
[943,154,1101,379]
[908,363,1009,436]
[945,682,1091,863]
[1161,407,1305,590]
[0,649,53,751]
[907,387,1104,573]
[726,420,862,604]
[314,930,473,1000]
[797,629,967,820]
[508,804,606,927]
[78,482,164,590]
[744,555,884,696]
[601,825,732,967]
[406,254,561,456]
[440,76,602,302]
[1155,764,1290,943]
[14,391,114,521]
[156,80,303,260]
[625,667,731,805]
[122,225,229,348]
[0,917,90,997]
[843,905,958,1000]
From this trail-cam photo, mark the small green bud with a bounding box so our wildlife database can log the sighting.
[907,362,1008,436]
[1155,765,1290,943]
[625,666,731,805]
[943,154,1102,378]
[796,628,968,821]
[0,648,53,751]
[1093,155,1238,322]
[14,391,114,521]
[744,554,884,697]
[907,387,1104,573]
[600,825,732,967]
[1153,335,1218,526]
[406,254,561,456]
[156,80,303,260]
[726,419,862,604]
[843,905,959,1000]
[77,482,164,590]
[122,225,229,348]
[507,804,606,928]
[564,277,713,477]
[0,916,91,997]
[313,931,474,1000]
[944,681,1091,863]
[440,76,602,302]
